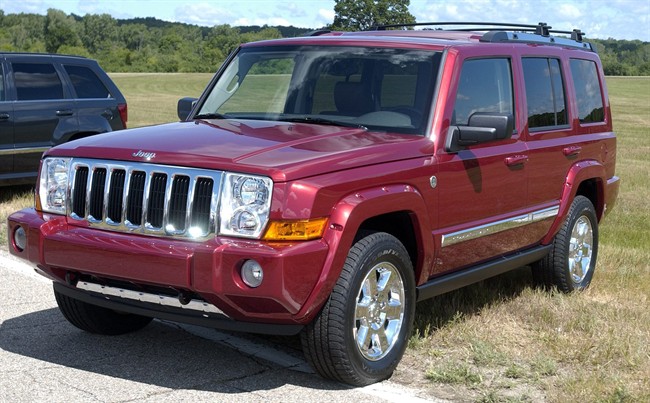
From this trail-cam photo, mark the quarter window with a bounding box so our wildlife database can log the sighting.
[13,63,64,101]
[64,65,111,99]
[570,59,605,123]
[522,58,567,129]
[453,58,514,126]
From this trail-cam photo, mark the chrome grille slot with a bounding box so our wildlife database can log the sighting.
[68,159,222,240]
[191,177,214,234]
[168,175,190,232]
[107,169,126,224]
[127,171,145,226]
[71,166,89,219]
[146,173,167,229]
[88,168,107,222]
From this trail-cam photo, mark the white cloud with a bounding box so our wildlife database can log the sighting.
[234,17,291,26]
[2,0,47,14]
[174,2,234,26]
[318,8,334,25]
[409,0,649,40]
[558,3,582,18]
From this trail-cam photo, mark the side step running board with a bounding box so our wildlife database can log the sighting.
[416,245,551,302]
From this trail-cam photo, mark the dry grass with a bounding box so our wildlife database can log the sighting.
[0,186,34,247]
[1,74,648,401]
[109,72,212,127]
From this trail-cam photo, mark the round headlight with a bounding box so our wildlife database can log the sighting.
[231,208,260,231]
[234,177,268,205]
[39,158,70,214]
[219,173,273,238]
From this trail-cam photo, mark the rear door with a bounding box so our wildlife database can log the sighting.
[62,63,124,132]
[10,57,78,177]
[524,55,608,208]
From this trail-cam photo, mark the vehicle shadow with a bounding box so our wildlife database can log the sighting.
[412,266,536,335]
[0,308,349,396]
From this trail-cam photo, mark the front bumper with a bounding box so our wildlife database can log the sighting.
[8,208,330,332]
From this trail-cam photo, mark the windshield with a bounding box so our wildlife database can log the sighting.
[197,45,442,135]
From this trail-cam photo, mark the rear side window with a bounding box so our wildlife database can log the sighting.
[522,58,567,129]
[13,63,64,101]
[64,65,111,99]
[570,59,605,123]
[453,58,514,126]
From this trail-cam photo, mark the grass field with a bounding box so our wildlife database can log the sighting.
[1,74,648,402]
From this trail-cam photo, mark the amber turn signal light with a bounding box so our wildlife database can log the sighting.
[263,218,328,241]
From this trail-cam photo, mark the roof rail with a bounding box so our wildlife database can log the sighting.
[370,22,594,52]
[302,29,332,37]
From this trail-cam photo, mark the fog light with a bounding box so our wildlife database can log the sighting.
[241,260,263,288]
[14,226,26,252]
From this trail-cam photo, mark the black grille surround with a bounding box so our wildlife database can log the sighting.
[68,159,222,240]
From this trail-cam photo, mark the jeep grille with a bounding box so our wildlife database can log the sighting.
[68,159,222,240]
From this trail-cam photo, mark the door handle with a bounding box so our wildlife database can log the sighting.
[0,113,9,120]
[56,109,74,116]
[563,145,582,157]
[504,155,529,166]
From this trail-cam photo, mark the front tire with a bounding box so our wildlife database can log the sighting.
[301,232,416,386]
[54,286,153,335]
[533,196,599,292]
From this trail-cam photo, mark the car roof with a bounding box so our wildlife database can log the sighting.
[243,22,596,53]
[0,52,91,60]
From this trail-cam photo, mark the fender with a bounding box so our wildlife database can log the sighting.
[542,159,605,244]
[294,183,434,322]
[56,115,113,145]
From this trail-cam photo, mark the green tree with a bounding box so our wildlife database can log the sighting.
[82,13,118,53]
[331,0,416,31]
[44,8,81,53]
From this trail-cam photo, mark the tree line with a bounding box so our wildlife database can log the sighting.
[0,9,648,76]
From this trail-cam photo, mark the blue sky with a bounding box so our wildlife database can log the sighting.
[2,0,649,41]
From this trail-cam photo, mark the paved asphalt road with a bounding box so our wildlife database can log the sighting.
[0,250,441,402]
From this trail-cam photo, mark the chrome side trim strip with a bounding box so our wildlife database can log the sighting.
[0,146,50,156]
[441,206,559,248]
[77,281,226,316]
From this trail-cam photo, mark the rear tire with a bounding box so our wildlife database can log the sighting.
[532,196,599,292]
[301,232,416,386]
[54,286,153,335]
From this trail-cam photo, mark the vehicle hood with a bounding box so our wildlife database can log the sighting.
[47,119,433,181]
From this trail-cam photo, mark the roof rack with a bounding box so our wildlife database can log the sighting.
[371,22,594,52]
[303,29,332,37]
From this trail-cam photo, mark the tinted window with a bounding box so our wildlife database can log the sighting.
[453,58,513,126]
[570,59,605,123]
[64,65,111,98]
[13,63,64,101]
[522,58,567,129]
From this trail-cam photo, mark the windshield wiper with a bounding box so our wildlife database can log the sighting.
[194,112,227,120]
[277,116,367,130]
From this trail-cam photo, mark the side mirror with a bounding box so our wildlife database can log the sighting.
[177,97,198,121]
[445,112,514,153]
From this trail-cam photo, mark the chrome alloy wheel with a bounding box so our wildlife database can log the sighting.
[354,262,405,361]
[568,215,594,284]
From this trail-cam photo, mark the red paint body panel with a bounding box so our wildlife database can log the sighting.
[7,29,619,331]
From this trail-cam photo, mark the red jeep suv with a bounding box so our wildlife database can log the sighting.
[7,22,619,386]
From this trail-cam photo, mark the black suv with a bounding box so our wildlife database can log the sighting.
[0,53,127,186]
